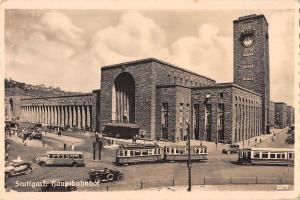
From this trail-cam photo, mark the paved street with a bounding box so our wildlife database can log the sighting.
[5,125,294,192]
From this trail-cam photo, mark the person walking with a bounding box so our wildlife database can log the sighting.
[71,143,75,151]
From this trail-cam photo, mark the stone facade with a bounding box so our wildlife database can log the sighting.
[100,58,215,140]
[274,102,287,129]
[233,14,270,134]
[192,83,262,143]
[269,101,275,127]
[287,105,295,126]
[20,93,97,131]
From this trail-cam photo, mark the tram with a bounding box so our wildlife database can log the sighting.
[115,143,208,165]
[238,147,294,166]
[164,145,208,162]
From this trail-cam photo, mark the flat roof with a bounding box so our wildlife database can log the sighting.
[192,82,261,96]
[233,14,268,25]
[101,58,215,82]
[21,93,93,101]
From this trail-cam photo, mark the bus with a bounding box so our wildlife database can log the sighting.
[116,144,163,165]
[115,143,208,165]
[238,147,294,166]
[35,151,85,167]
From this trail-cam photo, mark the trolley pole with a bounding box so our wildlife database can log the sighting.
[187,124,192,192]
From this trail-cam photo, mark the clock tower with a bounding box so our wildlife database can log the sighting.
[233,14,270,134]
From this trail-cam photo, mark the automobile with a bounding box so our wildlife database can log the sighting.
[38,179,77,192]
[88,168,124,183]
[288,125,294,134]
[222,144,240,154]
[34,123,43,128]
[29,132,43,139]
[5,160,33,179]
[286,135,294,144]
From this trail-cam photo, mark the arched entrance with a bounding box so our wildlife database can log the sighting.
[112,72,135,123]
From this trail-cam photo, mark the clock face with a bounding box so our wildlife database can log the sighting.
[242,37,254,47]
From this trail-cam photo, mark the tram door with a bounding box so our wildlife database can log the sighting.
[239,150,251,162]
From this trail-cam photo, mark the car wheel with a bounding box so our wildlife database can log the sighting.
[9,170,15,176]
[94,176,101,183]
[107,174,115,181]
[117,174,124,181]
[24,167,32,175]
[72,162,78,167]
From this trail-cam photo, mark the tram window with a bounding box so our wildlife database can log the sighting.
[204,148,207,153]
[158,149,161,155]
[135,150,141,156]
[171,148,174,154]
[142,150,148,155]
[148,149,154,155]
[281,154,286,159]
[253,152,260,158]
[270,153,276,159]
[129,151,134,157]
[276,154,281,159]
[262,152,268,159]
[288,153,293,159]
[179,149,184,154]
[195,149,199,154]
[53,154,59,159]
[64,155,69,159]
[176,149,180,154]
[124,151,128,157]
[73,155,79,159]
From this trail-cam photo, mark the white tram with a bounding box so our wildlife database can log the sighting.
[115,143,208,165]
[238,147,294,165]
[164,145,208,162]
[115,144,163,165]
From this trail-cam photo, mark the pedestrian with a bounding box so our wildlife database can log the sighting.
[132,135,135,144]
[248,139,250,146]
[255,138,257,143]
[71,143,75,151]
[259,138,262,143]
[43,141,45,148]
[64,143,67,150]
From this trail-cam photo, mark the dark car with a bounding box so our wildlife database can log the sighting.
[222,144,240,154]
[29,132,43,140]
[286,134,294,144]
[88,168,124,182]
[5,160,33,179]
[39,179,77,192]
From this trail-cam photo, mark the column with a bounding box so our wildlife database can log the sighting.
[86,106,91,129]
[82,106,86,130]
[77,106,82,129]
[73,106,77,128]
[62,106,65,126]
[66,106,70,126]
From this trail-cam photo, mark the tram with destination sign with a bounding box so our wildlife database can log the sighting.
[237,147,294,166]
[115,143,208,165]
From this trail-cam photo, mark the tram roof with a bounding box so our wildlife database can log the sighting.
[164,144,207,149]
[242,147,294,152]
[119,143,160,149]
[46,151,83,154]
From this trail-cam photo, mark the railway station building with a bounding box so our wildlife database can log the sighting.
[6,14,294,144]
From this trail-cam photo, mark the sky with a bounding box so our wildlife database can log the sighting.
[5,9,295,105]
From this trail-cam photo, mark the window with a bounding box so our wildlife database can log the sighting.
[49,154,54,159]
[276,154,281,159]
[288,153,293,159]
[261,152,268,158]
[130,151,134,156]
[161,103,168,128]
[253,152,260,158]
[124,151,128,157]
[142,150,148,156]
[217,104,225,142]
[270,153,276,159]
[205,104,212,140]
[219,93,224,98]
[135,150,141,156]
[193,104,200,140]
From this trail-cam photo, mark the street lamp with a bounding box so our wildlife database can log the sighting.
[187,123,192,192]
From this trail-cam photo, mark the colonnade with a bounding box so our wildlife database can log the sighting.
[21,105,92,129]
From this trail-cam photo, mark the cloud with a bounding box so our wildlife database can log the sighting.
[268,11,294,105]
[31,10,84,47]
[89,11,167,65]
[161,23,232,82]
